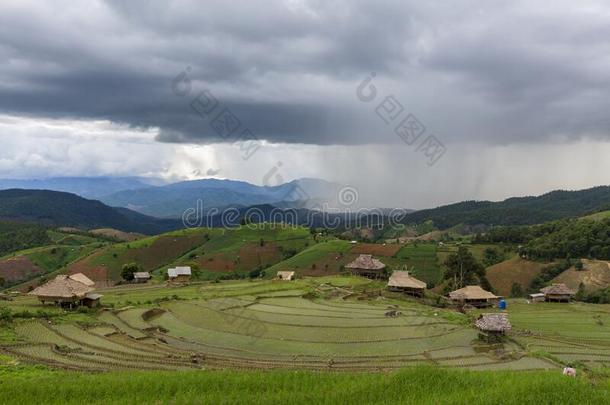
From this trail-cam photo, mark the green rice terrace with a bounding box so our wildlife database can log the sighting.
[2,276,609,373]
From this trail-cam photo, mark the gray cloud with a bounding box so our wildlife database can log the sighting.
[1,0,610,146]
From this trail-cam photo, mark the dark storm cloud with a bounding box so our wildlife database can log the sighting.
[1,0,609,145]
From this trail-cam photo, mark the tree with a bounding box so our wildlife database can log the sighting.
[510,282,523,298]
[483,248,505,267]
[443,246,486,289]
[575,282,586,301]
[121,263,141,281]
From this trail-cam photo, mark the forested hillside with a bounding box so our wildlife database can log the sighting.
[0,189,182,234]
[402,186,610,229]
[0,221,51,257]
[477,218,610,260]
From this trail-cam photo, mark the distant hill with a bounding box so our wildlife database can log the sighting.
[0,189,182,234]
[0,176,162,199]
[0,221,51,258]
[99,178,342,218]
[401,186,610,229]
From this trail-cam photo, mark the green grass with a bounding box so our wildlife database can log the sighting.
[26,245,99,273]
[0,366,607,404]
[388,244,441,285]
[508,301,610,342]
[581,210,610,221]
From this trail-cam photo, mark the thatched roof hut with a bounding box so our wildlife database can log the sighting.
[475,313,511,333]
[448,285,499,307]
[68,273,95,287]
[346,254,386,279]
[387,271,426,297]
[276,271,295,281]
[29,273,97,306]
[541,283,575,302]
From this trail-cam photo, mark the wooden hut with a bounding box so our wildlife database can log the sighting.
[345,254,386,279]
[387,271,426,297]
[167,266,191,284]
[529,293,545,303]
[448,285,499,308]
[133,272,151,283]
[29,273,101,308]
[541,283,575,302]
[276,271,295,281]
[82,293,103,308]
[475,313,511,342]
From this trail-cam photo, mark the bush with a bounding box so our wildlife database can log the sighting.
[0,307,12,323]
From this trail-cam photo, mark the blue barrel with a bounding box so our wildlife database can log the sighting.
[498,299,507,310]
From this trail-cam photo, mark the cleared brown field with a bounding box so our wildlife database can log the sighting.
[67,251,111,285]
[486,258,548,296]
[297,252,358,276]
[350,243,401,257]
[0,256,43,283]
[552,259,610,292]
[90,228,144,242]
[67,233,208,283]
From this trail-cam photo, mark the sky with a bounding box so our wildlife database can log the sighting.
[1,0,610,209]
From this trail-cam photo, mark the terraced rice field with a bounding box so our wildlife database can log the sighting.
[508,301,610,368]
[1,278,556,372]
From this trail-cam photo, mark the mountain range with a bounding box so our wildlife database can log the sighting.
[98,178,343,218]
[0,177,609,234]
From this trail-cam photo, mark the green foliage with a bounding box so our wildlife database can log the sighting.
[483,247,505,267]
[510,282,524,298]
[402,185,610,229]
[443,246,487,289]
[0,221,51,257]
[579,288,610,304]
[0,307,12,323]
[121,263,141,281]
[0,366,608,404]
[480,218,610,261]
[524,219,610,260]
[0,189,181,234]
[529,259,573,292]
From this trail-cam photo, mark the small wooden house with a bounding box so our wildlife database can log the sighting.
[167,266,191,284]
[276,271,295,281]
[29,273,101,308]
[448,285,499,308]
[387,271,426,297]
[541,283,575,302]
[475,313,511,342]
[529,293,545,303]
[345,254,386,279]
[82,293,103,308]
[133,272,151,283]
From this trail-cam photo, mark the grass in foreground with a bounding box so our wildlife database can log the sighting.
[0,365,607,404]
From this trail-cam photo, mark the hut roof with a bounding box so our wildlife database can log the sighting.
[387,271,426,289]
[449,285,498,300]
[67,273,95,286]
[345,254,386,270]
[133,272,151,279]
[84,293,103,300]
[29,274,94,299]
[475,313,511,332]
[168,266,191,278]
[541,283,575,296]
[276,271,295,279]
